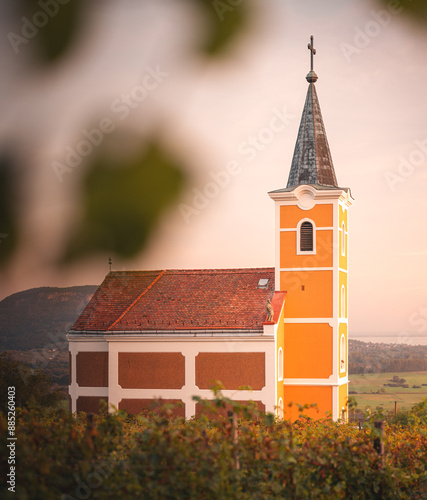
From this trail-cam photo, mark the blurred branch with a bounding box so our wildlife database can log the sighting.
[62,140,186,262]
[22,0,83,63]
[194,0,249,55]
[374,0,427,24]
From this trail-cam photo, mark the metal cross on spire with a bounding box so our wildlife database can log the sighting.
[308,35,316,72]
[306,35,318,83]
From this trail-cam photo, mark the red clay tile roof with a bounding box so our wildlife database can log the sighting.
[72,271,163,331]
[71,268,285,333]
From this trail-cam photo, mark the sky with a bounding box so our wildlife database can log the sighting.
[0,0,426,338]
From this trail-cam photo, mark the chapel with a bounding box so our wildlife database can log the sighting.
[68,37,353,421]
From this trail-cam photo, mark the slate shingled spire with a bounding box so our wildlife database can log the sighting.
[286,36,338,188]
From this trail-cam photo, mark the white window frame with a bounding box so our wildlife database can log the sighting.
[296,218,316,255]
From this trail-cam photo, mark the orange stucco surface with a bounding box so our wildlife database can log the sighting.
[280,204,333,229]
[283,385,332,421]
[280,270,333,317]
[283,323,333,378]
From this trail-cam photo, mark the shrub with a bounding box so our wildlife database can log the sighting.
[0,352,63,413]
[1,395,427,499]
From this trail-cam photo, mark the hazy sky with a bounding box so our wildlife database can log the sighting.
[0,0,426,337]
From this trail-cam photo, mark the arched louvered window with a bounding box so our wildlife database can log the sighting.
[300,221,314,252]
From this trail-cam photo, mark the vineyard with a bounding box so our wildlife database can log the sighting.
[1,394,427,499]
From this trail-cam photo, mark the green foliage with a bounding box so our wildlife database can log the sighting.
[22,0,83,62]
[2,394,427,498]
[194,0,249,55]
[386,399,427,427]
[0,352,63,414]
[19,0,248,63]
[4,1,248,270]
[374,0,427,23]
[0,406,127,500]
[63,142,186,261]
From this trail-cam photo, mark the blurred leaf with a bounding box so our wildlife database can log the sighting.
[63,141,186,262]
[19,0,250,63]
[374,0,427,23]
[0,155,18,267]
[22,0,82,62]
[194,0,249,55]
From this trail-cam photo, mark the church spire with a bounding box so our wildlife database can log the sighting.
[286,36,338,188]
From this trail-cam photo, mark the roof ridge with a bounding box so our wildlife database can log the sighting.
[104,267,274,276]
[165,267,274,275]
[107,270,165,331]
[109,270,164,275]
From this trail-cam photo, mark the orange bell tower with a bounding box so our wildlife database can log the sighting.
[269,36,354,421]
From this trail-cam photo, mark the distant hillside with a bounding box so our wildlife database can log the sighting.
[349,339,427,374]
[0,286,98,351]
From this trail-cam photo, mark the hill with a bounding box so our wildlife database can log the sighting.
[0,285,97,351]
[349,339,427,374]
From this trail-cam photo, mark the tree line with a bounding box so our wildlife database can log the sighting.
[349,339,427,374]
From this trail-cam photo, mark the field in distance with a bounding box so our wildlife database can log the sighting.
[349,371,427,411]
